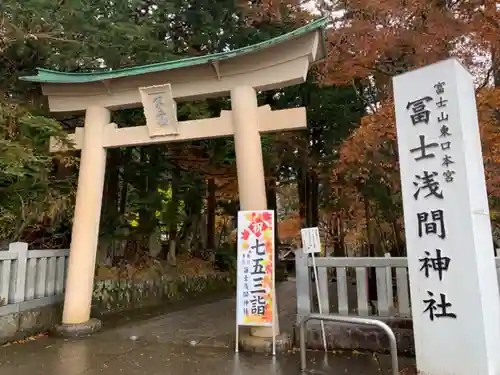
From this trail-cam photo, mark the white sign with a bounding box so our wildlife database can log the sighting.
[139,83,179,137]
[301,227,321,254]
[393,58,500,375]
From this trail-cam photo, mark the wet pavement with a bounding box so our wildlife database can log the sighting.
[0,281,415,375]
[0,337,413,375]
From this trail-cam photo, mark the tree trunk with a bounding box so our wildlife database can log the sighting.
[119,149,131,215]
[266,177,285,280]
[310,170,319,227]
[199,214,207,249]
[98,148,121,263]
[138,147,161,253]
[184,214,199,253]
[103,148,120,220]
[374,211,388,255]
[206,178,216,250]
[392,220,405,257]
[368,243,378,313]
[167,170,181,266]
[297,168,319,228]
[137,148,149,240]
[298,168,307,227]
[149,228,162,257]
[266,177,279,247]
[167,238,177,266]
[339,211,346,256]
[333,213,346,257]
[362,193,374,255]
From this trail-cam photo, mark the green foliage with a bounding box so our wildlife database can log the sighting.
[0,101,76,243]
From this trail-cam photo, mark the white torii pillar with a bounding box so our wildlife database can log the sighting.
[231,85,279,339]
[59,106,109,331]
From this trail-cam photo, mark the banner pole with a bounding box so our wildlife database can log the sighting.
[272,235,277,356]
[235,212,241,353]
[235,325,239,353]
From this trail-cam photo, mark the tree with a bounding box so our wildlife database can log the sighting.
[0,101,75,247]
[314,0,500,254]
[0,0,184,249]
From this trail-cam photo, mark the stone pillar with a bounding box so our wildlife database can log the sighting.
[231,86,280,339]
[393,59,500,374]
[58,106,109,335]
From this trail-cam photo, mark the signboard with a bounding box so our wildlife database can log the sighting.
[301,227,321,254]
[236,210,275,327]
[139,83,179,137]
[393,58,500,374]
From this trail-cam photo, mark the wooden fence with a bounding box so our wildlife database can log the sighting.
[0,242,69,316]
[295,248,500,322]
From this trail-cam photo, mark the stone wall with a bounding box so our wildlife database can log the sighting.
[0,303,62,345]
[294,318,415,356]
[91,273,235,315]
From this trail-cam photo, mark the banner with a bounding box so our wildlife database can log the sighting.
[236,210,275,327]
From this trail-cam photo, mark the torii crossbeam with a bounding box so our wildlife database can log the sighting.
[50,105,306,151]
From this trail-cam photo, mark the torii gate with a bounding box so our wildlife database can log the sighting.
[21,17,328,348]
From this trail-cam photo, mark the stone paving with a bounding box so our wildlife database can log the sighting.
[102,279,298,348]
[0,281,415,375]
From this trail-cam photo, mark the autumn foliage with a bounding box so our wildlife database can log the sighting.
[307,0,500,249]
[336,91,500,197]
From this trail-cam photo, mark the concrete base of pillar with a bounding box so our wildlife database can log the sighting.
[238,332,292,354]
[53,318,102,338]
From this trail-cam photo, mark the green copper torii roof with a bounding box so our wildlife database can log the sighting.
[20,17,328,84]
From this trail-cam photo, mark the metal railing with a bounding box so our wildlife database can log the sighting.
[298,313,399,375]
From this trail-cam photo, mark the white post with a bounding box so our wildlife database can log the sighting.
[295,248,312,322]
[393,58,500,375]
[10,242,28,303]
[384,253,394,314]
